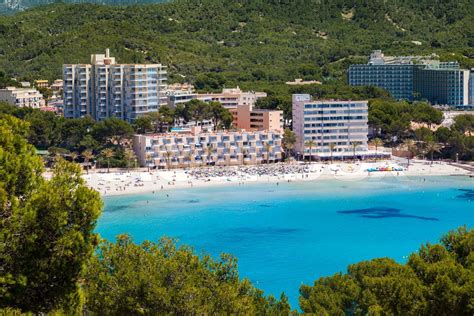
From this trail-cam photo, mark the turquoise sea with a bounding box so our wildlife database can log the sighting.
[97,175,474,307]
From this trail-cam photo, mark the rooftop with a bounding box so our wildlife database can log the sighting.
[136,130,282,139]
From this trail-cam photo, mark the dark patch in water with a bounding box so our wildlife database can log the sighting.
[106,204,137,212]
[180,199,200,204]
[456,189,474,201]
[258,204,272,208]
[338,207,438,221]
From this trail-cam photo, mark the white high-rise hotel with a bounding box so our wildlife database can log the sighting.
[292,94,369,159]
[63,49,167,121]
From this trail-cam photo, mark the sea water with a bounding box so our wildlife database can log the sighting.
[97,175,474,307]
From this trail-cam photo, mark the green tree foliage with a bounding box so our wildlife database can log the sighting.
[0,115,102,313]
[368,100,444,142]
[300,226,474,315]
[452,114,474,136]
[209,101,233,129]
[24,109,61,149]
[411,102,443,126]
[133,115,153,133]
[83,235,291,314]
[0,71,20,88]
[282,128,296,159]
[368,100,412,141]
[168,99,233,130]
[91,117,134,145]
[0,102,136,167]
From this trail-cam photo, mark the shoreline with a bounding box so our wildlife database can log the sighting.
[82,160,472,197]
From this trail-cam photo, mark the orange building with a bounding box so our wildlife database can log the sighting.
[229,104,283,132]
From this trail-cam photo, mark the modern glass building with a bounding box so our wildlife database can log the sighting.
[348,64,417,100]
[348,50,471,106]
[413,67,470,106]
[63,49,167,122]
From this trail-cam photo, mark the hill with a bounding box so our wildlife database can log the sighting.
[0,0,472,89]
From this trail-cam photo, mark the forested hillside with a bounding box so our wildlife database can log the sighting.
[0,0,472,87]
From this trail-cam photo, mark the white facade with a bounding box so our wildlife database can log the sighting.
[0,87,45,108]
[470,70,474,105]
[133,130,283,168]
[63,49,167,121]
[166,90,197,108]
[292,94,369,159]
[197,87,267,108]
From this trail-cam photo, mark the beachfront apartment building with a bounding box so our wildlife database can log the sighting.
[0,86,45,108]
[292,94,369,160]
[63,49,167,122]
[165,83,197,108]
[197,87,267,108]
[348,50,471,106]
[133,129,283,168]
[229,104,284,132]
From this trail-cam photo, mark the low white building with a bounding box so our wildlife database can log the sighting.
[197,87,267,108]
[133,128,283,168]
[0,87,45,108]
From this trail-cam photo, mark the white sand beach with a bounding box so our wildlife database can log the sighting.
[81,159,472,197]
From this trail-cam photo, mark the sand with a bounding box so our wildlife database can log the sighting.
[81,159,472,197]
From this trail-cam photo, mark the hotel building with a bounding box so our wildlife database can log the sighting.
[165,83,197,108]
[63,49,167,122]
[197,87,267,108]
[229,104,283,132]
[292,94,369,159]
[0,87,45,108]
[348,50,471,106]
[133,129,283,168]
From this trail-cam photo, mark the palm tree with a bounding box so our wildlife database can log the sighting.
[165,151,173,170]
[328,143,336,164]
[124,148,135,172]
[304,139,316,163]
[351,141,361,160]
[70,151,78,163]
[265,143,272,164]
[282,128,296,162]
[81,149,94,174]
[145,152,153,171]
[425,141,442,165]
[241,148,248,165]
[373,138,383,159]
[101,148,114,173]
[205,145,215,166]
[185,152,193,168]
[403,139,417,167]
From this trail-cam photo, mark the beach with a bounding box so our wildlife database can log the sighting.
[82,159,472,197]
